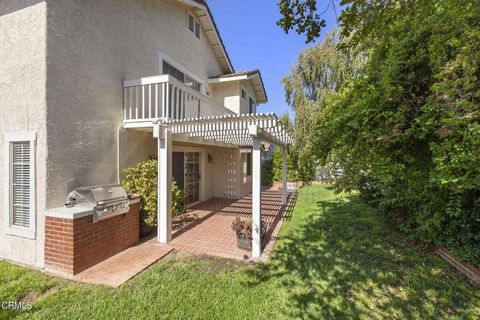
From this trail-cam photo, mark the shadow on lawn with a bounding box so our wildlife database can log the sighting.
[244,193,479,319]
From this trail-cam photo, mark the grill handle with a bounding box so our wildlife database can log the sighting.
[65,191,85,208]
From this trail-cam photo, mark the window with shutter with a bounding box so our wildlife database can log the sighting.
[4,132,36,239]
[188,13,195,33]
[10,141,31,228]
[194,20,201,39]
[187,13,201,39]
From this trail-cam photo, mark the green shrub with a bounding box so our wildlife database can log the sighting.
[272,149,315,182]
[123,158,185,226]
[262,159,274,185]
[307,1,480,266]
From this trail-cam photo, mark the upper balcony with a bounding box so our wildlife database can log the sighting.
[123,74,234,128]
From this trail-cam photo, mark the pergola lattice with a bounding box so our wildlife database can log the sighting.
[153,113,293,258]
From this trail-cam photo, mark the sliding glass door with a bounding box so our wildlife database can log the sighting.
[172,152,201,206]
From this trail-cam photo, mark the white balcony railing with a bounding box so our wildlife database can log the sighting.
[123,74,233,124]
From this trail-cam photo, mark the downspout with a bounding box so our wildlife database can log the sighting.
[117,123,126,184]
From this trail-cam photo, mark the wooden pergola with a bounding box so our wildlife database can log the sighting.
[153,113,293,259]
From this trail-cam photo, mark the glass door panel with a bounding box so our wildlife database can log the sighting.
[184,152,200,206]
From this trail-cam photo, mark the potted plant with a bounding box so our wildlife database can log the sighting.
[123,156,185,238]
[231,217,269,250]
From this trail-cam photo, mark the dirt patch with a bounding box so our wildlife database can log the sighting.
[170,251,251,276]
[20,287,58,305]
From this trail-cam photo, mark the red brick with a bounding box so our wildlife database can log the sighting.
[45,202,140,276]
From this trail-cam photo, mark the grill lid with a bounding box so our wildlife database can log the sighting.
[65,184,128,207]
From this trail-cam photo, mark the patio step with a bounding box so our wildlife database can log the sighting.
[73,241,173,288]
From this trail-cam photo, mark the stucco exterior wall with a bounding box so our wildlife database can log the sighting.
[119,130,157,181]
[0,0,47,267]
[169,143,251,201]
[45,0,225,208]
[239,80,257,115]
[206,146,250,199]
[210,79,259,115]
[210,81,241,115]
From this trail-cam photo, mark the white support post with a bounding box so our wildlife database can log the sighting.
[156,125,172,244]
[252,137,262,259]
[282,147,288,205]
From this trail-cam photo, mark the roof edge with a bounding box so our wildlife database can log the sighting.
[182,0,234,74]
[208,70,268,104]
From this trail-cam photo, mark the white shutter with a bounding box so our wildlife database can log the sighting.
[4,131,36,239]
[10,141,31,228]
[194,20,200,39]
[188,13,200,39]
[188,13,195,32]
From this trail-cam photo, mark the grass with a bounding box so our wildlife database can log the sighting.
[1,185,479,319]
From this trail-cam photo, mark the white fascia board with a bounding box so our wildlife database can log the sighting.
[207,75,249,84]
[183,0,205,10]
[123,75,170,88]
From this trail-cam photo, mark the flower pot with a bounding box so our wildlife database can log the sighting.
[236,234,252,250]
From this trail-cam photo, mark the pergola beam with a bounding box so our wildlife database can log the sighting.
[163,113,294,146]
[248,125,289,148]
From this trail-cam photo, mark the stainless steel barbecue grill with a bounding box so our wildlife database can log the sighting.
[65,185,130,223]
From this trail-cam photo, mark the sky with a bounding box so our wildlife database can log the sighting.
[207,0,339,116]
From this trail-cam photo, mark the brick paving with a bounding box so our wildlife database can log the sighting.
[166,189,296,261]
[73,239,173,287]
[73,188,296,287]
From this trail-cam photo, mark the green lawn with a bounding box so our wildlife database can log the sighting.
[1,185,479,319]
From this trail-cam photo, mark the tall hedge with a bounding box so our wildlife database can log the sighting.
[311,1,480,265]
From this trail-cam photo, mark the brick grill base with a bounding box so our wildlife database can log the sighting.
[45,202,140,276]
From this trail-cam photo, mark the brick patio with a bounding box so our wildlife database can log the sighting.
[167,188,296,261]
[73,188,296,287]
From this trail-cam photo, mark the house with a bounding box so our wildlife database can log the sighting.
[0,0,291,276]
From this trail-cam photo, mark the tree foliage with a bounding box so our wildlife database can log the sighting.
[282,31,364,181]
[277,0,418,45]
[273,113,317,181]
[283,0,480,265]
[277,0,328,43]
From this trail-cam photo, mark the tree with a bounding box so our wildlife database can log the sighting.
[277,0,428,46]
[282,31,364,180]
[272,113,316,182]
[313,0,480,265]
[277,0,329,43]
[280,0,480,266]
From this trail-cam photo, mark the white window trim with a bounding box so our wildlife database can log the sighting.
[4,131,36,239]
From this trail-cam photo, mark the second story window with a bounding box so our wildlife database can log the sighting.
[188,13,201,39]
[241,88,247,100]
[249,97,256,114]
[163,61,202,92]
